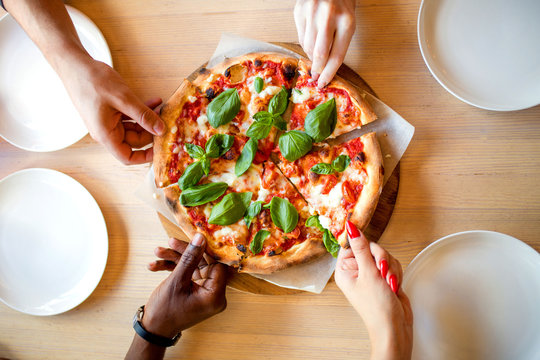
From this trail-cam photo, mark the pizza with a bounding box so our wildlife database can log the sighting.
[154,52,383,274]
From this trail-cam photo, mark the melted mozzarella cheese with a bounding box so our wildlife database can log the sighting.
[318,214,332,230]
[258,85,281,98]
[188,95,197,103]
[213,226,237,239]
[196,114,209,134]
[183,125,195,142]
[203,204,212,218]
[257,187,270,202]
[208,169,236,186]
[291,88,311,103]
[326,179,345,208]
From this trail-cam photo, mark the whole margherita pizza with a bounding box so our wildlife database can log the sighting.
[154,52,383,274]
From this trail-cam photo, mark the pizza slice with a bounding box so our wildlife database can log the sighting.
[162,140,326,273]
[275,132,384,247]
[288,59,377,140]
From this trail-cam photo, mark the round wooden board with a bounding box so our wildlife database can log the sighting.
[157,43,400,295]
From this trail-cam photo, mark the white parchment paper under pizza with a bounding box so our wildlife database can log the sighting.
[136,34,414,294]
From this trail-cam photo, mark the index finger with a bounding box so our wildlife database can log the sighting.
[345,221,376,271]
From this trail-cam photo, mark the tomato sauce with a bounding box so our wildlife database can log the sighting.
[343,138,364,158]
[180,99,203,123]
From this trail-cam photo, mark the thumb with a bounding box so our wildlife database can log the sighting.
[119,92,166,136]
[172,233,206,288]
[345,221,375,270]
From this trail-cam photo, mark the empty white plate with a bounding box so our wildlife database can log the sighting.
[418,0,540,111]
[0,168,108,315]
[0,6,112,151]
[403,230,540,360]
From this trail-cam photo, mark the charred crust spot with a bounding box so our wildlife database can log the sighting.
[268,250,276,256]
[319,148,330,158]
[381,165,385,176]
[166,197,177,212]
[354,152,366,163]
[308,171,320,182]
[195,221,204,229]
[205,87,216,100]
[254,59,262,67]
[236,244,246,253]
[213,255,221,261]
[283,63,296,80]
[308,69,312,77]
[224,67,231,77]
[199,67,207,74]
[222,149,237,160]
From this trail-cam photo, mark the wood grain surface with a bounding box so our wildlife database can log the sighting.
[1,1,539,359]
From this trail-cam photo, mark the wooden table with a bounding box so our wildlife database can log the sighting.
[1,1,539,359]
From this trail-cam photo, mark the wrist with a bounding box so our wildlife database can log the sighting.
[141,306,181,339]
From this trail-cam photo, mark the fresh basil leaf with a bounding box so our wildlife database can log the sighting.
[323,229,340,257]
[263,202,272,209]
[235,138,258,176]
[185,143,205,159]
[244,200,264,228]
[178,161,204,190]
[179,182,228,207]
[272,115,287,131]
[209,192,253,225]
[268,197,298,233]
[254,76,264,93]
[246,116,273,139]
[250,229,270,255]
[207,88,241,128]
[310,163,334,175]
[332,155,351,172]
[200,157,211,175]
[304,98,337,142]
[252,111,274,122]
[305,214,322,229]
[278,130,313,162]
[293,88,302,95]
[205,134,234,158]
[268,86,289,115]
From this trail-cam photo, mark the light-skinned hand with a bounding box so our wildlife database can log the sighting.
[335,221,413,360]
[294,0,356,88]
[60,58,165,165]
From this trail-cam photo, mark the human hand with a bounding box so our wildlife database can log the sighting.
[60,58,166,164]
[335,221,413,360]
[294,0,356,88]
[142,234,228,338]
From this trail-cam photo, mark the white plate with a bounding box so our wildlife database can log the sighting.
[418,0,540,111]
[0,168,108,315]
[402,231,540,360]
[0,6,112,151]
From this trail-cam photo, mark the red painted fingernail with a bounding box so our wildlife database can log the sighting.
[389,274,398,293]
[380,259,389,279]
[346,221,360,239]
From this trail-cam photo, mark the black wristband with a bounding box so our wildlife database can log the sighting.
[133,306,181,347]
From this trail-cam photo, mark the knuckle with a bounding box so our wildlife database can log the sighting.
[139,107,155,127]
[180,251,197,267]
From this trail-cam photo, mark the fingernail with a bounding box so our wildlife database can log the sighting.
[153,120,165,135]
[389,274,398,293]
[191,233,205,247]
[312,72,320,81]
[380,259,389,279]
[346,220,360,239]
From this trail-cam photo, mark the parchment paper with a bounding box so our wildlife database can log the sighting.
[135,34,414,294]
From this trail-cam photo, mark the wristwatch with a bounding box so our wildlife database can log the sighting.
[133,305,181,347]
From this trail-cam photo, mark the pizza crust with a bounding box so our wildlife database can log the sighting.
[193,52,298,89]
[337,132,384,247]
[239,232,327,274]
[154,79,198,188]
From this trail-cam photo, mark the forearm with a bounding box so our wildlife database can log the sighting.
[125,334,167,360]
[3,0,92,75]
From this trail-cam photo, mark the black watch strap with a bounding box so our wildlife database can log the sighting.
[133,305,181,347]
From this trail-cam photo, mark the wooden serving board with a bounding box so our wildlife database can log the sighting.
[157,43,400,295]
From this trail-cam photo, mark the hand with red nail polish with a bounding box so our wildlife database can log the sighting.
[335,222,413,360]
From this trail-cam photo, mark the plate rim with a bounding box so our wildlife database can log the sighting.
[417,0,540,112]
[0,168,109,316]
[403,229,539,285]
[0,5,113,152]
